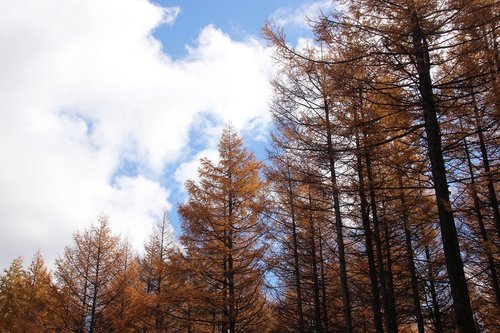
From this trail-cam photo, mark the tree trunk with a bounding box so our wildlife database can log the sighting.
[286,165,306,333]
[425,246,443,333]
[411,10,476,333]
[355,130,383,333]
[222,228,228,333]
[325,97,353,333]
[228,191,236,333]
[80,252,91,333]
[308,189,323,333]
[462,128,500,307]
[471,90,500,239]
[399,176,425,333]
[382,208,398,333]
[89,240,101,333]
[318,227,330,333]
[365,151,398,333]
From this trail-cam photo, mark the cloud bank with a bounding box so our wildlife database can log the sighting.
[0,0,274,268]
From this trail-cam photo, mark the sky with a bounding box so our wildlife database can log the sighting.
[0,0,333,269]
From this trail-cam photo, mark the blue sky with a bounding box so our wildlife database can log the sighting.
[0,0,332,269]
[153,0,315,58]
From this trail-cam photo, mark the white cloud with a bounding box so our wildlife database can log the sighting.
[271,0,333,28]
[0,0,274,268]
[104,175,171,250]
[162,6,181,25]
[174,148,220,191]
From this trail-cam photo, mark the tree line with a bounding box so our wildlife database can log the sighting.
[1,1,498,332]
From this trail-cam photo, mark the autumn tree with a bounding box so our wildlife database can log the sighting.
[55,215,127,333]
[266,146,341,333]
[178,126,268,333]
[0,253,58,333]
[0,257,26,332]
[311,2,500,330]
[265,154,307,333]
[103,241,144,332]
[263,0,500,331]
[22,252,58,331]
[137,209,176,332]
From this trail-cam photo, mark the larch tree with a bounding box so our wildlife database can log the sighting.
[264,44,357,332]
[311,1,499,331]
[178,126,268,333]
[55,215,127,333]
[0,257,26,332]
[263,0,499,331]
[22,252,57,332]
[265,152,307,333]
[138,209,176,332]
[0,253,57,333]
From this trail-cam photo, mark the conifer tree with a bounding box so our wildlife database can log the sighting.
[138,209,175,331]
[0,253,57,332]
[55,215,126,333]
[178,126,268,333]
[0,257,26,332]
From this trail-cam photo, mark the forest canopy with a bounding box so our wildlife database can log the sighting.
[1,1,499,332]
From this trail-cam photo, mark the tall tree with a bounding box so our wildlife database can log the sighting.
[178,126,268,333]
[138,209,175,332]
[265,154,307,333]
[55,215,126,333]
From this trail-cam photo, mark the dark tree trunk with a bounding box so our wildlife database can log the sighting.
[228,242,235,333]
[399,176,425,333]
[324,97,353,333]
[308,189,323,333]
[411,10,476,333]
[228,192,236,333]
[222,228,228,333]
[318,228,330,333]
[462,130,500,307]
[365,151,398,333]
[355,130,384,333]
[471,90,500,239]
[286,165,306,333]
